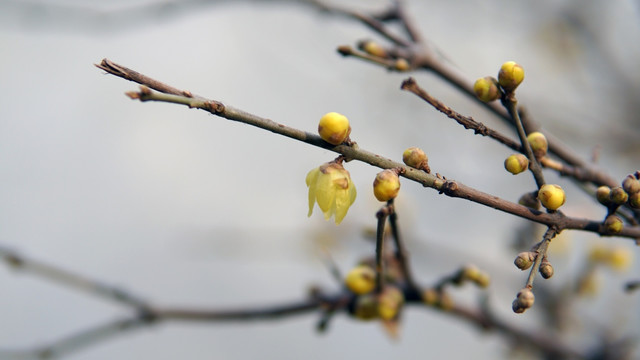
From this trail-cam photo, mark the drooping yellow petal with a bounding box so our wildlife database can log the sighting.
[333,187,351,224]
[306,167,320,217]
[315,168,336,214]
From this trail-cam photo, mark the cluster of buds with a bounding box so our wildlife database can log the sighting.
[512,287,535,313]
[350,286,405,321]
[473,61,525,103]
[594,171,640,233]
[514,251,554,279]
[598,172,640,210]
[503,132,548,176]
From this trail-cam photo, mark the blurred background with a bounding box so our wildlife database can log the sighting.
[1,0,639,359]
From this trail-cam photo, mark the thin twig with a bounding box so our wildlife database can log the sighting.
[503,95,546,189]
[375,204,392,292]
[386,201,418,290]
[525,227,558,289]
[0,246,148,309]
[95,59,640,240]
[400,78,522,152]
[0,241,583,359]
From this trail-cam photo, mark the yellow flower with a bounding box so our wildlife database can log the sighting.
[306,162,357,224]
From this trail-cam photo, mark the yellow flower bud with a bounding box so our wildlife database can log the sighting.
[504,154,529,175]
[526,132,548,158]
[538,184,566,211]
[609,186,629,206]
[603,215,623,234]
[394,58,410,72]
[352,294,378,320]
[361,40,387,58]
[498,61,525,92]
[377,286,404,320]
[473,272,491,288]
[344,265,376,295]
[373,169,400,202]
[402,147,429,171]
[596,186,612,206]
[473,76,501,102]
[306,162,357,224]
[318,112,351,145]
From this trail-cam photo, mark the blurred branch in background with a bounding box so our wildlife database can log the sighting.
[0,245,588,359]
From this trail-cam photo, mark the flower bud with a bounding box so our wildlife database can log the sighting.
[629,192,640,208]
[512,299,525,314]
[538,184,566,211]
[596,186,612,206]
[394,58,410,72]
[360,40,387,58]
[373,169,401,202]
[473,272,491,288]
[603,215,623,234]
[473,76,501,102]
[513,288,535,313]
[377,286,404,320]
[539,262,554,279]
[609,186,629,206]
[622,175,640,195]
[504,154,529,175]
[318,112,351,145]
[306,162,357,224]
[402,147,429,172]
[498,61,525,92]
[353,294,378,320]
[526,132,548,158]
[514,251,535,270]
[345,265,376,295]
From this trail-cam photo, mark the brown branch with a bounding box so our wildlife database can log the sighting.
[0,242,584,359]
[387,201,418,290]
[400,77,522,152]
[95,58,640,241]
[319,1,620,190]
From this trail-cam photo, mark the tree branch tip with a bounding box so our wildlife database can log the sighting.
[125,91,140,100]
[336,45,353,56]
[400,77,417,90]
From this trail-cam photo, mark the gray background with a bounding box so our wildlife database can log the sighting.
[1,0,639,359]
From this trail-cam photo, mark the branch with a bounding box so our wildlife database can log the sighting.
[1,243,584,359]
[95,59,640,241]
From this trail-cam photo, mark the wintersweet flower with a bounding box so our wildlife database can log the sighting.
[306,161,357,224]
